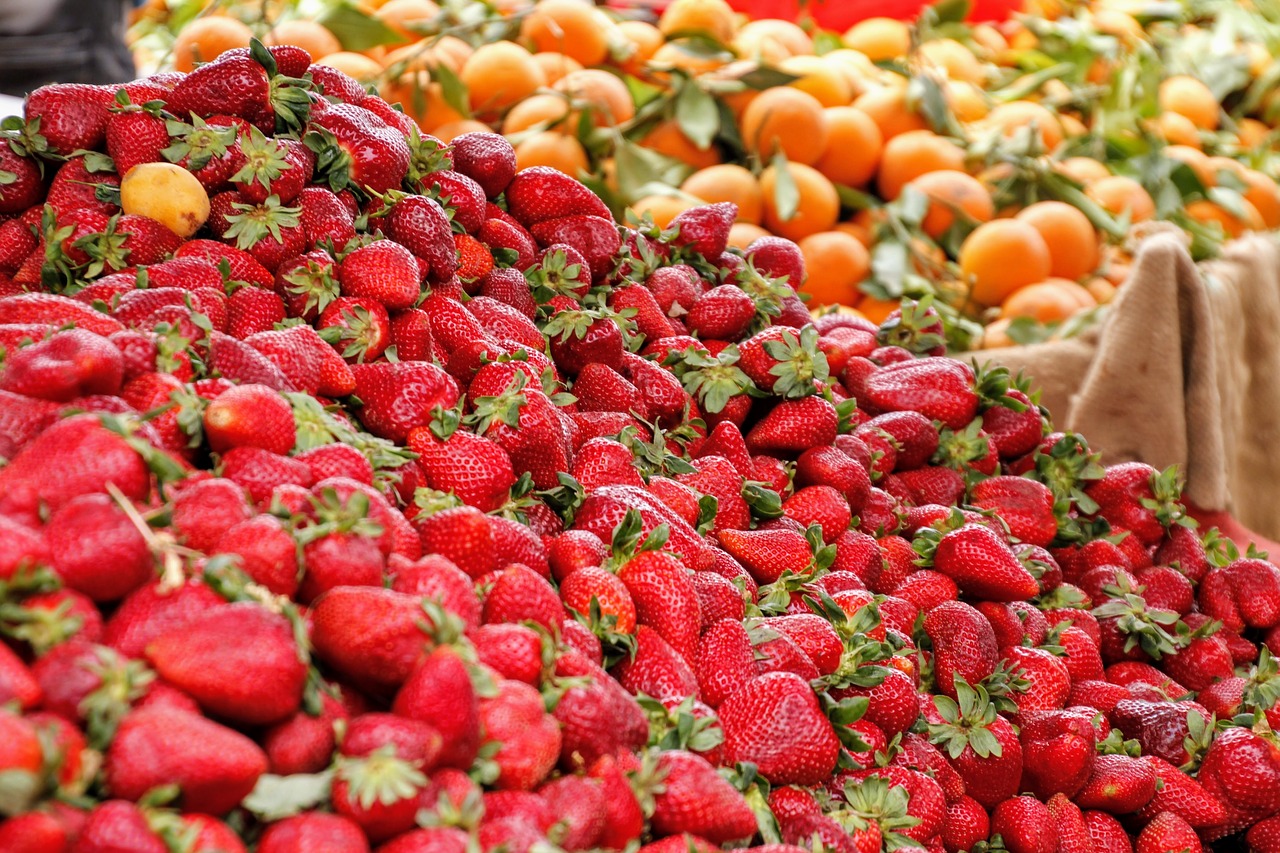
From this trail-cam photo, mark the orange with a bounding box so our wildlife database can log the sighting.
[638,119,720,170]
[681,165,764,225]
[823,49,880,99]
[554,69,635,127]
[877,130,965,201]
[1091,9,1144,44]
[1185,199,1263,239]
[1059,113,1087,139]
[1240,169,1280,229]
[383,36,471,75]
[970,24,1008,56]
[172,16,253,72]
[728,222,771,250]
[316,51,384,83]
[428,35,473,72]
[853,85,928,141]
[630,195,696,229]
[959,219,1053,306]
[740,87,829,166]
[1084,277,1117,304]
[844,17,910,62]
[1001,279,1097,323]
[514,131,589,176]
[733,30,793,65]
[779,55,853,107]
[1159,75,1220,131]
[460,42,546,119]
[502,93,573,135]
[1086,175,1155,222]
[266,20,342,61]
[520,0,612,66]
[984,101,1064,152]
[814,107,882,188]
[760,162,840,242]
[1153,111,1201,148]
[947,81,990,122]
[981,317,1016,348]
[737,19,813,57]
[379,71,433,122]
[658,0,737,44]
[533,52,584,86]
[910,170,995,239]
[648,41,730,78]
[834,220,873,248]
[1015,201,1099,281]
[797,231,870,308]
[1237,118,1271,149]
[374,0,440,40]
[856,295,900,325]
[432,119,491,141]
[1056,157,1110,185]
[617,21,664,76]
[1164,145,1215,188]
[918,39,985,85]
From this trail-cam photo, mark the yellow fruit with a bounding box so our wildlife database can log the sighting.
[120,163,210,238]
[918,39,985,85]
[658,0,737,44]
[843,17,910,62]
[681,165,764,225]
[503,94,573,136]
[737,19,813,57]
[532,52,584,86]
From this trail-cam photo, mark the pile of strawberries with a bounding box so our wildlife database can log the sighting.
[3,40,1280,853]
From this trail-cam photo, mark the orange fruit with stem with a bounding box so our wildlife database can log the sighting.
[1015,201,1100,281]
[374,0,440,40]
[877,130,966,201]
[514,131,589,176]
[1001,279,1097,323]
[173,16,253,73]
[681,165,764,225]
[797,231,871,308]
[959,219,1053,306]
[554,69,635,127]
[658,0,738,44]
[638,119,720,170]
[1240,169,1280,229]
[1056,157,1111,185]
[503,94,573,135]
[779,55,854,108]
[520,0,612,67]
[1185,199,1263,238]
[617,21,664,76]
[983,101,1064,152]
[533,53,584,86]
[852,85,928,141]
[760,161,840,242]
[461,42,546,119]
[910,170,995,239]
[813,107,882,188]
[741,87,830,166]
[1159,75,1220,131]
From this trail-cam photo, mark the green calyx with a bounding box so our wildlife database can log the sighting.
[336,745,427,810]
[877,296,946,356]
[228,125,294,193]
[162,114,235,172]
[224,194,302,251]
[762,326,829,400]
[667,344,757,415]
[928,677,1004,760]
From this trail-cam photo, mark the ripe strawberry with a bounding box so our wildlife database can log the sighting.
[1018,708,1097,799]
[1135,811,1201,853]
[650,750,757,843]
[145,603,305,726]
[617,549,701,663]
[1197,725,1280,817]
[530,215,622,283]
[47,155,121,217]
[425,170,486,233]
[506,166,613,226]
[231,128,314,204]
[339,239,422,311]
[561,565,637,633]
[747,235,805,285]
[719,671,840,785]
[393,646,482,770]
[992,796,1056,853]
[454,232,494,283]
[105,95,169,177]
[746,396,839,454]
[923,523,1040,601]
[611,623,699,702]
[0,143,43,215]
[942,796,990,853]
[1086,463,1185,547]
[863,358,978,429]
[105,706,266,815]
[310,586,433,690]
[43,493,152,602]
[161,114,242,192]
[257,813,370,853]
[928,680,1023,809]
[1074,754,1158,813]
[451,132,517,198]
[332,748,427,843]
[219,192,306,272]
[0,328,124,402]
[923,601,998,698]
[482,563,564,634]
[309,102,412,194]
[168,39,311,133]
[225,283,285,339]
[409,425,514,513]
[349,361,459,442]
[480,679,561,791]
[203,383,296,455]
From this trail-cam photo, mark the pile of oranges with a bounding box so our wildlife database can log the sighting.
[127,0,1280,349]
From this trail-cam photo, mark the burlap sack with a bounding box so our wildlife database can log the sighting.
[971,232,1280,539]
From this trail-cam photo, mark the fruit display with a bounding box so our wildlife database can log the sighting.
[126,0,1280,349]
[4,32,1280,853]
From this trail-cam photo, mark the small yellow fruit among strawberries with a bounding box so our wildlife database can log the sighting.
[119,163,210,238]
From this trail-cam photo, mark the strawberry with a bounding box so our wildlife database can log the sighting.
[1135,812,1201,853]
[505,166,614,226]
[466,369,571,490]
[425,170,486,233]
[561,565,638,633]
[177,239,274,288]
[23,82,115,154]
[650,750,757,843]
[144,602,306,726]
[991,796,1056,853]
[451,132,517,198]
[480,679,562,791]
[167,39,311,133]
[230,126,314,204]
[746,396,839,454]
[863,358,978,429]
[73,801,166,853]
[617,549,702,664]
[44,493,153,602]
[393,646,482,770]
[203,382,296,455]
[0,328,124,402]
[339,239,422,311]
[308,102,411,194]
[686,284,756,341]
[215,514,300,597]
[0,143,43,216]
[483,563,564,633]
[545,307,625,374]
[747,235,805,285]
[219,192,306,272]
[927,680,1023,809]
[0,811,72,853]
[942,796,990,853]
[105,95,170,177]
[1197,725,1280,817]
[257,813,371,853]
[161,114,242,191]
[297,185,357,250]
[409,424,515,513]
[104,706,267,815]
[923,601,998,698]
[317,295,392,362]
[220,446,311,503]
[248,323,355,397]
[1086,463,1185,547]
[0,292,125,336]
[103,576,224,660]
[332,747,428,843]
[47,155,121,217]
[611,623,699,701]
[1018,708,1097,799]
[1074,754,1158,813]
[921,523,1040,601]
[349,361,459,442]
[530,215,622,283]
[720,671,841,785]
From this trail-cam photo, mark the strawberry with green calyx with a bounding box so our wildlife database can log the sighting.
[527,245,592,302]
[0,132,47,215]
[1085,462,1191,548]
[913,517,1040,601]
[877,297,946,357]
[665,344,757,417]
[332,744,429,843]
[931,419,998,478]
[105,91,170,178]
[277,249,340,321]
[160,114,240,191]
[464,369,571,490]
[543,305,626,375]
[306,103,410,197]
[220,192,305,273]
[229,125,313,205]
[647,748,757,844]
[721,524,835,588]
[0,588,101,657]
[738,325,829,399]
[719,670,843,786]
[1199,646,1280,727]
[317,296,391,363]
[1092,583,1184,662]
[826,773,920,853]
[927,677,1023,809]
[0,709,46,818]
[746,395,841,455]
[167,39,312,135]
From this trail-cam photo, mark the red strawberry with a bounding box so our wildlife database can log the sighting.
[105,96,169,177]
[384,194,457,279]
[393,646,482,769]
[530,215,622,283]
[168,39,311,133]
[482,563,564,634]
[719,671,840,785]
[310,586,434,690]
[44,493,153,602]
[863,358,978,429]
[215,514,300,597]
[425,170,486,233]
[924,524,1040,601]
[617,550,702,664]
[611,624,699,702]
[991,796,1056,853]
[923,601,998,698]
[104,706,267,815]
[257,813,369,853]
[409,425,515,513]
[309,102,411,194]
[927,680,1023,809]
[746,396,838,454]
[451,132,517,198]
[671,202,735,259]
[686,284,755,340]
[505,166,614,226]
[203,382,296,455]
[1074,754,1158,814]
[0,328,124,402]
[650,750,757,843]
[230,127,314,204]
[1018,708,1097,799]
[1086,463,1184,547]
[340,239,422,311]
[47,155,121,217]
[480,679,562,790]
[350,361,459,442]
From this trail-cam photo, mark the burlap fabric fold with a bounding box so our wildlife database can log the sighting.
[970,232,1280,539]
